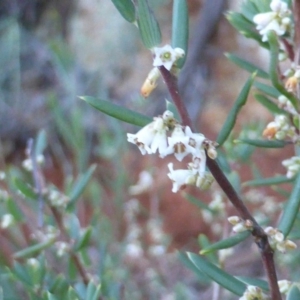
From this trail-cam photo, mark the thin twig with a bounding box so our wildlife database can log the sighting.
[159,66,282,300]
[51,206,90,285]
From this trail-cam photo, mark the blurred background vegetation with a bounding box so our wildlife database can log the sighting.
[0,0,291,299]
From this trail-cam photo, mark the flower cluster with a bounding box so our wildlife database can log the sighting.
[264,226,297,253]
[253,0,291,42]
[262,115,296,141]
[127,111,217,193]
[282,156,300,178]
[228,216,253,233]
[277,95,297,115]
[239,285,267,300]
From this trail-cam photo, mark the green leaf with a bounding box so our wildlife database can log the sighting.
[217,73,255,146]
[11,261,33,286]
[14,178,36,200]
[254,81,280,98]
[6,198,24,221]
[254,93,287,115]
[86,282,102,300]
[35,129,47,156]
[68,164,97,205]
[226,12,254,33]
[287,285,300,300]
[278,172,300,237]
[187,252,246,296]
[67,287,80,300]
[235,276,269,291]
[184,193,212,212]
[136,0,161,48]
[226,53,269,79]
[234,138,287,148]
[243,175,293,187]
[80,96,151,127]
[13,239,55,259]
[200,231,250,254]
[197,235,218,264]
[46,292,59,300]
[172,0,188,68]
[73,227,93,252]
[267,31,298,109]
[177,252,211,284]
[111,0,136,22]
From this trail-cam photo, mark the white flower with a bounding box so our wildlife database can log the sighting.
[127,117,168,155]
[1,214,14,229]
[253,0,291,42]
[278,280,292,294]
[282,156,300,178]
[239,285,267,300]
[264,226,297,253]
[167,163,196,193]
[128,170,153,195]
[160,125,194,161]
[152,44,185,71]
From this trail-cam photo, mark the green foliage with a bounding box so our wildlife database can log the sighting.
[136,0,162,48]
[172,0,188,68]
[217,73,256,146]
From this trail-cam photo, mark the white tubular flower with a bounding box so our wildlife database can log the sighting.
[278,280,292,294]
[282,156,300,178]
[264,226,297,253]
[127,116,168,155]
[253,0,291,42]
[239,285,267,300]
[152,45,185,71]
[167,163,196,193]
[160,125,194,161]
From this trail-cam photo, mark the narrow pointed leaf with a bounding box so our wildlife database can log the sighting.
[234,138,287,148]
[243,175,293,187]
[254,81,280,98]
[268,31,298,109]
[68,164,97,206]
[177,251,211,283]
[278,172,300,237]
[287,285,300,300]
[236,276,269,291]
[172,0,188,68]
[67,287,79,300]
[136,0,161,48]
[187,252,246,296]
[46,292,59,300]
[14,178,37,200]
[255,93,287,115]
[80,96,151,127]
[14,178,36,200]
[197,235,218,264]
[200,231,250,254]
[35,129,47,156]
[86,282,96,300]
[111,0,136,22]
[217,73,255,146]
[13,239,56,259]
[226,53,268,78]
[184,193,212,212]
[74,226,93,251]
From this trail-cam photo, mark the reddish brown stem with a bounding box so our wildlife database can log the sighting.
[159,66,282,300]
